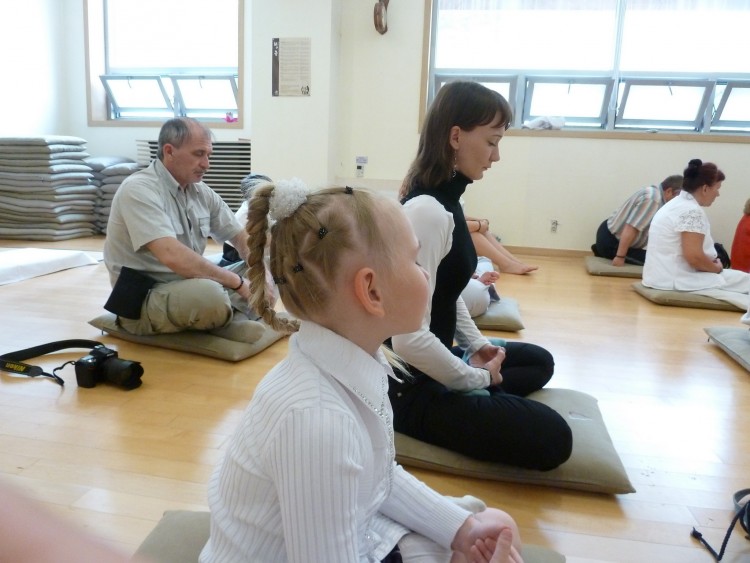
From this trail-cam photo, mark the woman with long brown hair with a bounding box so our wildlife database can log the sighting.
[389,81,572,470]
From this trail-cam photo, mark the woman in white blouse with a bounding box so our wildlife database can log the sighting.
[643,159,750,295]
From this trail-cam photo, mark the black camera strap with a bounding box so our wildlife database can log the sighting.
[0,339,105,387]
[691,488,750,560]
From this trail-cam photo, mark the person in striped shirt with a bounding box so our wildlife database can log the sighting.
[592,175,683,266]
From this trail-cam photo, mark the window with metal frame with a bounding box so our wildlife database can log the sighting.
[524,77,613,129]
[615,79,714,131]
[99,76,174,120]
[712,82,750,133]
[433,73,517,110]
[93,0,241,123]
[429,0,750,134]
[100,74,240,121]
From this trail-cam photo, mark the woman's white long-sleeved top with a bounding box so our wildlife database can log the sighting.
[390,195,491,391]
[199,321,471,563]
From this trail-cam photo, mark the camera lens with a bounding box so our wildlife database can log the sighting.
[102,358,144,390]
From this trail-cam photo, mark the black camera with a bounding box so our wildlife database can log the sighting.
[74,345,143,390]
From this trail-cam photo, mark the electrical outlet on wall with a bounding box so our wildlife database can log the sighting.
[356,156,368,178]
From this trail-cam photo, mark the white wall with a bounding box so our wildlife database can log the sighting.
[0,0,63,135]
[56,0,344,186]
[249,0,342,188]
[333,2,750,251]
[6,0,750,251]
[335,0,424,186]
[465,134,750,251]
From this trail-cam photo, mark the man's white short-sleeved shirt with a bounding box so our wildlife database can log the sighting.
[103,159,242,284]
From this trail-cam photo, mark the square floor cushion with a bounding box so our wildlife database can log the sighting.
[704,326,750,372]
[632,282,745,312]
[133,510,566,563]
[395,388,634,495]
[89,312,285,362]
[585,255,643,279]
[473,297,525,332]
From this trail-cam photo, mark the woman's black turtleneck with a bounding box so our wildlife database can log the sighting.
[401,172,477,349]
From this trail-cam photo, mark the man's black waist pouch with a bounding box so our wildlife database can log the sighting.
[104,266,158,320]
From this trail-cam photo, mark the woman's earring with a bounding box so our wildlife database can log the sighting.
[452,151,458,179]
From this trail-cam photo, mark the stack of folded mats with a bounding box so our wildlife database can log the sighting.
[85,156,143,234]
[0,136,97,241]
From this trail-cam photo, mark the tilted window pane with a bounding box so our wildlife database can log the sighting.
[434,76,517,118]
[529,82,607,119]
[172,77,238,111]
[712,83,750,132]
[719,87,750,122]
[430,1,750,134]
[480,81,510,101]
[621,84,706,121]
[103,77,171,110]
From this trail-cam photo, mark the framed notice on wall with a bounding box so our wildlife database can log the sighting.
[272,37,311,97]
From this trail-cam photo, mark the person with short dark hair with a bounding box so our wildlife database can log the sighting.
[103,117,266,343]
[592,174,683,266]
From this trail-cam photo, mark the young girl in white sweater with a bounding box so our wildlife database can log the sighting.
[199,179,522,563]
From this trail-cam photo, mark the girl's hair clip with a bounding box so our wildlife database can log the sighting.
[318,227,328,239]
[344,186,353,194]
[269,178,309,221]
[273,275,288,285]
[292,263,304,273]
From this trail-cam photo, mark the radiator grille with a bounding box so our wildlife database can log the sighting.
[136,139,251,211]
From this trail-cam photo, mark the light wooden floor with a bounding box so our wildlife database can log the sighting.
[1,237,749,562]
